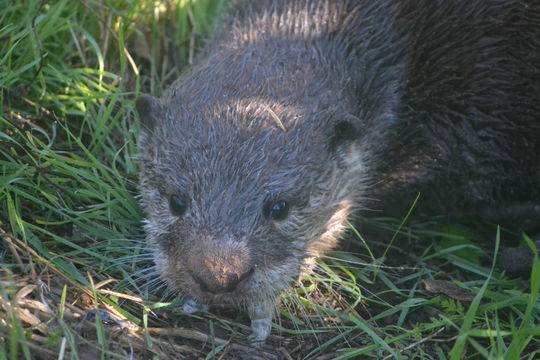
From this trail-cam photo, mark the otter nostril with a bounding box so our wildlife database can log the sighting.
[222,267,254,292]
[191,274,211,293]
[238,267,255,283]
[225,272,240,290]
[192,267,255,294]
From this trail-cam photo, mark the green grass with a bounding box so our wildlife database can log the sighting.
[1,0,539,359]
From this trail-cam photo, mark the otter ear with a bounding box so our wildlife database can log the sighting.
[333,120,358,141]
[135,94,164,131]
[329,114,360,149]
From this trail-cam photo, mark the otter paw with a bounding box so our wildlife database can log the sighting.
[182,299,209,314]
[497,238,540,275]
[248,317,272,346]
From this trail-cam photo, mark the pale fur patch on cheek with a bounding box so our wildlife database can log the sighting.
[314,200,352,254]
[140,186,179,237]
[143,214,175,241]
[292,201,353,277]
[143,219,163,239]
[285,145,369,259]
[143,217,179,285]
[152,247,168,273]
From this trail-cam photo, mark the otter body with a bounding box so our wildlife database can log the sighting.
[136,0,540,342]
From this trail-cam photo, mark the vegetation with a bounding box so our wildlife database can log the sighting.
[0,0,538,358]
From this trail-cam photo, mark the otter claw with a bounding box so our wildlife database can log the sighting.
[182,299,209,314]
[249,317,272,346]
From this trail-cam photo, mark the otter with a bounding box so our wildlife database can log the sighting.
[135,0,540,343]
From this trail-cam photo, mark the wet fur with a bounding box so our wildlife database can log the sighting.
[136,0,540,334]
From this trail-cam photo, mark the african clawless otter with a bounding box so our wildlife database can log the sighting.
[136,0,540,342]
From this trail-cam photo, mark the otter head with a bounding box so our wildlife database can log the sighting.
[133,43,401,342]
[135,90,372,307]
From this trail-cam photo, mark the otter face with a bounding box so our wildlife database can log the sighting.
[135,94,370,314]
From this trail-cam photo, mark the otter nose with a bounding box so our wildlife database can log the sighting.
[187,239,254,294]
[194,267,254,293]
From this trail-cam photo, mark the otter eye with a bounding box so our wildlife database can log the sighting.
[169,195,188,217]
[264,200,290,221]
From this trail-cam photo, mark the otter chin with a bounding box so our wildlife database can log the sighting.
[136,0,540,343]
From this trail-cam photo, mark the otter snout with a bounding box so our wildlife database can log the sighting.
[187,239,254,294]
